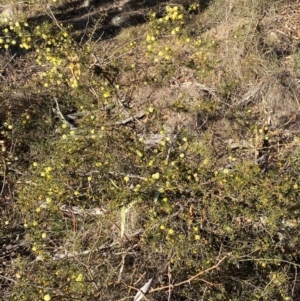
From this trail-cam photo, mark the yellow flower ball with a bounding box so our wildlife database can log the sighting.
[15,273,21,279]
[152,173,160,180]
[75,274,83,282]
[103,91,111,98]
[44,294,51,301]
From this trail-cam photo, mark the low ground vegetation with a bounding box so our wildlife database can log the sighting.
[1,0,300,300]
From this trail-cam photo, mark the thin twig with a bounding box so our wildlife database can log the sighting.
[118,254,126,283]
[167,264,172,301]
[0,274,17,284]
[80,6,93,45]
[165,132,178,163]
[45,4,63,31]
[121,282,152,301]
[0,53,16,72]
[200,286,208,301]
[0,159,6,197]
[103,37,145,66]
[150,253,231,293]
[53,98,75,129]
[118,254,229,301]
[292,266,297,296]
[238,257,300,268]
[108,171,146,180]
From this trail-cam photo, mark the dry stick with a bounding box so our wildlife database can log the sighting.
[108,171,146,181]
[53,98,75,129]
[65,205,77,234]
[133,272,146,286]
[80,6,93,45]
[150,253,231,294]
[70,249,100,292]
[90,26,104,46]
[291,90,300,110]
[200,286,208,301]
[167,264,172,301]
[165,132,178,164]
[45,4,63,31]
[292,266,297,297]
[0,53,16,72]
[238,257,300,268]
[118,254,126,283]
[121,282,152,301]
[195,278,220,286]
[119,255,229,301]
[0,159,6,198]
[0,274,17,284]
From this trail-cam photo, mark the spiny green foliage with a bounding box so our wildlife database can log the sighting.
[2,1,300,301]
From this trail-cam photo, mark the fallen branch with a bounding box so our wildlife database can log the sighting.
[149,253,231,293]
[118,253,231,301]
